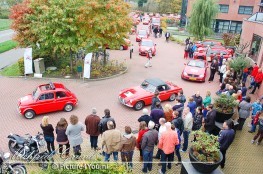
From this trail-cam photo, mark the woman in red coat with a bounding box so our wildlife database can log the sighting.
[136,121,148,161]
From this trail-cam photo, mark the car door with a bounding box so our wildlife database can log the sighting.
[55,91,68,110]
[35,92,56,114]
[157,85,170,101]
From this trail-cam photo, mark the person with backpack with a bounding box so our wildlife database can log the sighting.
[98,109,116,134]
[188,42,194,58]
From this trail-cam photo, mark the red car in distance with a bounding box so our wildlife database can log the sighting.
[139,39,156,56]
[195,40,222,48]
[193,47,207,60]
[181,59,208,82]
[18,82,78,119]
[119,78,182,110]
[152,17,161,28]
[136,29,148,42]
[206,48,232,61]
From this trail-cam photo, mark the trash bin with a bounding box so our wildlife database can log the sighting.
[77,66,83,73]
[34,58,45,74]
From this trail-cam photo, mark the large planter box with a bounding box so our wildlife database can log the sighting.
[215,110,234,123]
[189,148,223,173]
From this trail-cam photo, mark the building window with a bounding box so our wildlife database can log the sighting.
[229,21,242,34]
[219,4,229,13]
[250,34,262,63]
[214,20,230,33]
[238,6,253,15]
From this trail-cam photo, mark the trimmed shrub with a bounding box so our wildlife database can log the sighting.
[18,57,24,75]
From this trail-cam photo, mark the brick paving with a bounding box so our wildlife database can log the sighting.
[0,24,262,173]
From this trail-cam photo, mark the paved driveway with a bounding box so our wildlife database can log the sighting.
[0,24,262,173]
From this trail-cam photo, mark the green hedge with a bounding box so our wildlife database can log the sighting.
[0,40,17,53]
[18,57,24,75]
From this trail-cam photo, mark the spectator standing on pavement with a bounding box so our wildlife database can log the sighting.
[204,104,216,134]
[219,62,227,83]
[202,91,212,118]
[137,121,148,161]
[158,122,179,174]
[171,124,181,166]
[248,99,262,133]
[172,97,184,118]
[84,108,101,150]
[98,109,116,134]
[250,68,263,94]
[164,104,173,122]
[158,27,163,37]
[154,118,166,160]
[181,107,193,152]
[219,119,235,169]
[192,91,203,108]
[188,42,194,58]
[151,90,161,110]
[130,44,133,59]
[102,121,122,162]
[251,112,263,145]
[192,107,203,131]
[66,115,85,158]
[237,96,252,130]
[165,31,170,42]
[120,126,136,170]
[178,90,186,104]
[40,116,55,154]
[141,121,158,173]
[249,63,259,89]
[171,111,184,136]
[145,49,153,68]
[150,102,165,130]
[218,53,224,70]
[138,108,151,126]
[56,118,70,157]
[208,59,218,83]
[185,37,190,45]
[153,27,158,38]
[187,97,197,116]
[184,43,190,59]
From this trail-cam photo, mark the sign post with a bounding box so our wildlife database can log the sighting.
[24,48,33,78]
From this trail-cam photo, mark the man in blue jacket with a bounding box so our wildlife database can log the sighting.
[219,119,235,169]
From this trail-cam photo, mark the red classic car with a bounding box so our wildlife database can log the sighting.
[136,29,148,42]
[206,48,232,61]
[195,40,222,48]
[139,39,156,56]
[18,82,78,119]
[181,59,208,82]
[119,78,182,110]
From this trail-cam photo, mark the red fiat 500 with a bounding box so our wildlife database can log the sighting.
[18,82,78,119]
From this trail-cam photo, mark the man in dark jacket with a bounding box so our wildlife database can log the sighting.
[204,104,216,134]
[138,108,151,126]
[192,91,203,108]
[171,110,184,136]
[172,98,184,117]
[178,90,186,104]
[98,109,116,134]
[219,119,235,168]
[150,102,165,130]
[85,108,101,150]
[141,121,158,173]
[151,90,162,110]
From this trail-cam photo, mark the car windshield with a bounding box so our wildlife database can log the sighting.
[141,41,154,47]
[188,60,205,68]
[141,81,157,93]
[138,30,147,35]
[32,88,41,100]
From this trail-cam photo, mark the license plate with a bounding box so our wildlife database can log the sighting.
[189,77,196,80]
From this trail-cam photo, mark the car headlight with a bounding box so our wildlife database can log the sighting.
[183,72,188,76]
[129,99,133,104]
[199,74,204,78]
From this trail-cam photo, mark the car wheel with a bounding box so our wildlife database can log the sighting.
[24,110,35,119]
[64,103,73,112]
[120,46,124,50]
[169,93,178,101]
[134,101,144,111]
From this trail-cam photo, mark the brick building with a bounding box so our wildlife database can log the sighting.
[184,0,262,34]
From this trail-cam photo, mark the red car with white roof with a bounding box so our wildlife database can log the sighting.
[18,82,78,119]
[139,39,156,56]
[119,78,182,110]
[181,59,208,82]
[136,29,149,42]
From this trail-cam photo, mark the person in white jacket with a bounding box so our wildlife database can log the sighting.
[181,107,193,152]
[219,61,227,83]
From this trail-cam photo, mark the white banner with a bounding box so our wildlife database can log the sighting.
[24,48,33,74]
[83,53,92,79]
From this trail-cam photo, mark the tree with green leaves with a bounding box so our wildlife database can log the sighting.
[156,0,182,14]
[188,0,218,40]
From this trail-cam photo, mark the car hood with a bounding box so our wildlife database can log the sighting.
[184,66,205,75]
[119,86,151,100]
[137,35,147,38]
[19,94,34,106]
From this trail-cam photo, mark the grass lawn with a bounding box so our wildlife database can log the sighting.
[0,19,12,31]
[0,62,21,76]
[0,40,17,53]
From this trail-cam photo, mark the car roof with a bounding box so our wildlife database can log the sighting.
[141,39,153,42]
[145,78,166,86]
[39,82,66,92]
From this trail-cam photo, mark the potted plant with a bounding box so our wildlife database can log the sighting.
[214,94,238,123]
[189,130,222,173]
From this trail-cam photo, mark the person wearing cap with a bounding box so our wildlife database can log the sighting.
[138,108,151,126]
[145,48,153,68]
[141,121,158,173]
[85,108,101,150]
